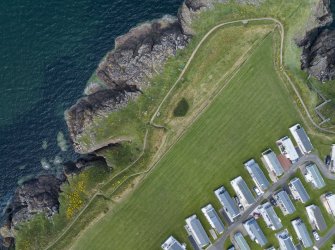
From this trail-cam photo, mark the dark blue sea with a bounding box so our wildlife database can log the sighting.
[0,0,183,216]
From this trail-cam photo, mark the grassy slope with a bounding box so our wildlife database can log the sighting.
[71,32,302,250]
[76,0,321,152]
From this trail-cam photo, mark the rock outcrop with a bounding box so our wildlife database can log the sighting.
[65,1,222,153]
[298,0,335,82]
[178,0,216,35]
[313,0,333,27]
[6,175,65,227]
[66,0,267,153]
[63,154,108,176]
[66,16,189,153]
[0,154,107,248]
[299,28,335,82]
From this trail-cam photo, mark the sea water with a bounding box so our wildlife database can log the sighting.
[0,0,183,218]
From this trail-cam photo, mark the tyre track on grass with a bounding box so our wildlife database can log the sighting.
[44,17,335,250]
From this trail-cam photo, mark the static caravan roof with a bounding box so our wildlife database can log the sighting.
[289,124,313,154]
[259,202,282,230]
[233,232,250,250]
[243,218,268,247]
[214,186,240,222]
[276,230,296,250]
[276,190,296,214]
[289,178,310,203]
[201,204,225,234]
[185,215,210,247]
[161,236,185,250]
[231,176,255,205]
[332,144,335,161]
[306,204,327,231]
[291,218,313,248]
[262,149,284,176]
[276,136,299,163]
[325,193,335,216]
[306,164,325,189]
[244,159,270,191]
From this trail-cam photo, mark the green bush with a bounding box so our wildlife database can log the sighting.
[173,98,189,117]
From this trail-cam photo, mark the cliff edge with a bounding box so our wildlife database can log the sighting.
[65,0,219,154]
[297,0,335,82]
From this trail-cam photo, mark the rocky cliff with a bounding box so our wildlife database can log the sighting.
[7,175,65,227]
[298,0,335,82]
[0,155,107,248]
[65,0,221,154]
[0,175,66,248]
[66,0,266,154]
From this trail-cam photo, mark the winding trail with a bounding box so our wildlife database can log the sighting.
[44,17,335,250]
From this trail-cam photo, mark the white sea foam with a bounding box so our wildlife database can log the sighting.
[42,139,48,150]
[18,164,27,170]
[57,131,69,152]
[40,158,51,170]
[52,155,63,165]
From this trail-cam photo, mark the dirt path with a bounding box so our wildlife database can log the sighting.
[44,17,335,250]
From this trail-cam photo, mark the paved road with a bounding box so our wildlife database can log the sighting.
[307,154,335,180]
[316,225,335,248]
[207,154,331,250]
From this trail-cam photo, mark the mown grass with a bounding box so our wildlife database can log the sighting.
[15,1,335,249]
[70,31,307,250]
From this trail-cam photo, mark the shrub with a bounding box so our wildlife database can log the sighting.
[173,98,189,117]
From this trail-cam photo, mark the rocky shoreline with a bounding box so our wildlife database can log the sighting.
[0,155,107,248]
[65,0,222,154]
[3,0,334,248]
[1,1,221,247]
[297,0,335,82]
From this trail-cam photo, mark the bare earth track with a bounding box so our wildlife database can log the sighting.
[44,17,335,250]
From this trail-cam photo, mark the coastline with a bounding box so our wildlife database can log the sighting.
[4,0,335,249]
[0,0,215,247]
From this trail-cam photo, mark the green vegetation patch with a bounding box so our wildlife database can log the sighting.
[70,33,302,250]
[173,98,190,117]
[15,163,110,250]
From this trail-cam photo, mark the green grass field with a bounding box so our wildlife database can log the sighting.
[70,31,306,250]
[14,1,335,249]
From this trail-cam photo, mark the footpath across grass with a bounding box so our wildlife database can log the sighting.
[70,32,304,250]
[15,1,335,249]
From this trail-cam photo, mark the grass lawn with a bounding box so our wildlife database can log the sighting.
[15,1,335,249]
[70,31,305,250]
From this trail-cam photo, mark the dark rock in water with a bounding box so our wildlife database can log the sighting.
[298,0,335,81]
[7,175,65,227]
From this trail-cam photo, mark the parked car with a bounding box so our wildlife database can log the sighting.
[269,197,277,206]
[234,196,243,209]
[325,155,331,166]
[253,186,262,196]
[312,230,320,241]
